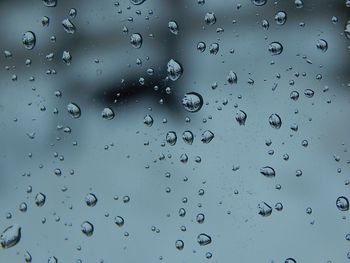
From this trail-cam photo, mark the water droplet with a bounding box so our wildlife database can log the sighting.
[336,196,349,211]
[130,0,146,5]
[260,166,275,177]
[67,103,81,118]
[166,131,177,146]
[24,251,32,262]
[201,130,214,144]
[316,39,328,52]
[130,33,142,48]
[85,193,98,207]
[22,31,36,50]
[182,92,203,112]
[62,51,72,65]
[204,12,216,25]
[48,256,58,263]
[101,107,115,120]
[0,224,21,249]
[235,110,247,125]
[269,114,282,129]
[196,213,205,223]
[81,221,94,236]
[175,240,184,250]
[262,19,269,30]
[43,0,57,7]
[290,91,299,100]
[268,42,283,55]
[62,19,76,34]
[182,131,194,145]
[167,59,183,81]
[227,70,238,84]
[285,258,297,263]
[168,21,179,35]
[197,233,211,246]
[345,20,350,39]
[209,43,219,54]
[252,0,267,6]
[143,114,153,127]
[115,216,124,227]
[274,11,287,25]
[258,202,272,216]
[294,0,304,8]
[35,193,46,207]
[197,42,206,52]
[69,8,77,19]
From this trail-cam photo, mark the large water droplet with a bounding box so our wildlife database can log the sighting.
[227,71,238,84]
[269,114,282,129]
[35,193,46,207]
[268,42,283,55]
[48,256,58,263]
[260,166,275,177]
[143,114,153,127]
[197,233,211,246]
[0,224,21,249]
[22,31,36,50]
[204,12,216,25]
[201,130,214,144]
[43,0,57,7]
[316,39,328,52]
[166,131,177,146]
[85,193,98,207]
[62,19,76,34]
[175,240,184,250]
[67,103,81,118]
[167,59,183,81]
[130,0,146,5]
[130,33,142,48]
[81,221,94,236]
[336,196,349,211]
[182,130,194,145]
[114,216,124,227]
[168,21,179,35]
[182,92,203,112]
[101,107,115,120]
[274,11,287,25]
[235,110,247,125]
[251,0,267,6]
[258,202,272,216]
[345,20,350,39]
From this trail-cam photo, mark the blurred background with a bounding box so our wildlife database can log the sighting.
[0,0,350,262]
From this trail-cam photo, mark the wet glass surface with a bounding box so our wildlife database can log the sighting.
[0,0,350,262]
